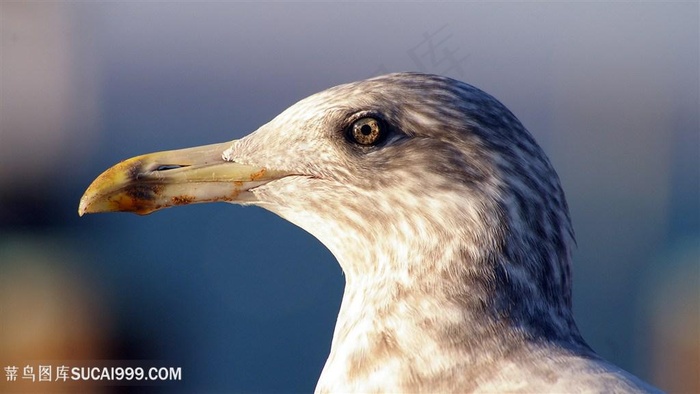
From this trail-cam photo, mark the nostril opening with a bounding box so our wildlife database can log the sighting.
[155,165,185,171]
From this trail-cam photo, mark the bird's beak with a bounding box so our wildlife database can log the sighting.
[78,141,289,216]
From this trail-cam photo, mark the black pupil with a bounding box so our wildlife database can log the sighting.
[360,124,373,135]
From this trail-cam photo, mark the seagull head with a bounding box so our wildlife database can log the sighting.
[80,72,581,363]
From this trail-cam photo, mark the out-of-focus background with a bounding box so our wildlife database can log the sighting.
[1,2,697,393]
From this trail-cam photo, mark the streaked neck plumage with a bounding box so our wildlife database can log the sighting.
[307,182,584,393]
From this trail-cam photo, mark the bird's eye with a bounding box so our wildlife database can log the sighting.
[349,117,383,146]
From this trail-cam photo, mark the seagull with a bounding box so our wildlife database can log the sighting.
[79,73,660,393]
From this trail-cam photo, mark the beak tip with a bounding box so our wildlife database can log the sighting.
[78,194,92,217]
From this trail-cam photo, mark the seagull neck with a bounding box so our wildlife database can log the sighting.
[334,270,504,342]
[318,256,522,391]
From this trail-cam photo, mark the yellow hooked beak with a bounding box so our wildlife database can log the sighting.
[78,141,290,216]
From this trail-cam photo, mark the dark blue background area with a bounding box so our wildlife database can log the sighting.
[78,205,343,392]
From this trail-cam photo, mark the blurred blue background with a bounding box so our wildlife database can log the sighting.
[1,2,698,393]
